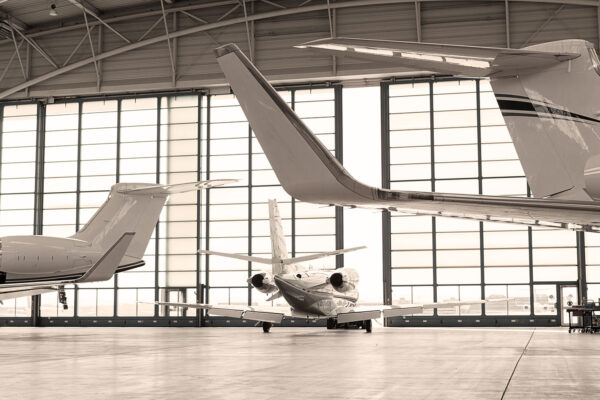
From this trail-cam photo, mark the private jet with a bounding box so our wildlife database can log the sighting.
[159,200,505,332]
[0,180,230,304]
[214,39,600,231]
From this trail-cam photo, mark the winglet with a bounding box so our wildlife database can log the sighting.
[215,43,379,206]
[77,232,135,283]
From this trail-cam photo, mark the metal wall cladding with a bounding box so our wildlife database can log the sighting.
[0,0,599,99]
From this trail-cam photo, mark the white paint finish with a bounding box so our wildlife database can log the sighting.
[0,180,224,299]
[0,327,597,399]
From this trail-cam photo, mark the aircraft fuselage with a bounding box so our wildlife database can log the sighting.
[0,236,141,284]
[274,272,358,317]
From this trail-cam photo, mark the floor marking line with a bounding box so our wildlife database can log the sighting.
[501,327,535,400]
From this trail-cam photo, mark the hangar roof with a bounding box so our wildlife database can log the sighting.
[0,0,598,100]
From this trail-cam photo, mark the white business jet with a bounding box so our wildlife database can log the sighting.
[159,199,506,333]
[214,39,600,231]
[0,180,231,306]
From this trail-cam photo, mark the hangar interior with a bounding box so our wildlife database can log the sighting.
[0,0,599,330]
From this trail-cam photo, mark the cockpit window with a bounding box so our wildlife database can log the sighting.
[588,47,600,76]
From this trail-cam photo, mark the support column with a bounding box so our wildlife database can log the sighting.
[577,231,587,304]
[334,84,344,269]
[32,102,46,326]
[154,97,161,317]
[196,94,203,327]
[380,82,392,309]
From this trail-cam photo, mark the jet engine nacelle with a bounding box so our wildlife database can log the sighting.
[329,268,359,292]
[249,272,278,294]
[584,155,600,200]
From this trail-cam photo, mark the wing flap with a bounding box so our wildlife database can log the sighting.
[243,311,284,324]
[337,310,381,323]
[383,306,424,318]
[209,308,245,319]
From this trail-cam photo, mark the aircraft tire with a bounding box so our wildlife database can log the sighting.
[262,322,272,333]
[327,318,336,329]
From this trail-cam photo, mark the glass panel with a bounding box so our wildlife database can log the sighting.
[534,285,557,315]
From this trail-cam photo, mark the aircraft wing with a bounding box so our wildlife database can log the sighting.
[0,232,135,301]
[296,37,579,77]
[157,302,293,324]
[0,287,58,301]
[215,43,600,231]
[338,298,511,323]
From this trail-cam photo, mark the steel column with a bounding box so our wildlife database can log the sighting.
[380,82,392,308]
[196,94,203,326]
[577,231,587,304]
[31,102,46,326]
[334,84,344,269]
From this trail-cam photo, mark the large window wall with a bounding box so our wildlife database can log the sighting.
[202,87,340,315]
[0,78,595,327]
[0,86,342,326]
[0,104,38,318]
[384,78,583,326]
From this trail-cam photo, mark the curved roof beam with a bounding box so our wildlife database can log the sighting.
[1,0,598,98]
[2,0,598,46]
[67,0,131,43]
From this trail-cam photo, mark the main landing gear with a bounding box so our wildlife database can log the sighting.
[327,318,372,333]
[58,285,68,310]
[262,322,272,333]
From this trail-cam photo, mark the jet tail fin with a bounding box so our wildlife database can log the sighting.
[215,44,375,206]
[269,199,289,265]
[72,180,232,259]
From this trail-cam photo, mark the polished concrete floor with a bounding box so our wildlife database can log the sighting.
[1,326,598,399]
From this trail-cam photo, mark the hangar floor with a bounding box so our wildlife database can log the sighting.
[1,326,597,399]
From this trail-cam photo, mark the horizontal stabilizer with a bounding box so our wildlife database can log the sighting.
[199,247,366,266]
[281,246,366,265]
[77,232,135,283]
[198,249,273,264]
[117,179,236,195]
[297,37,579,77]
